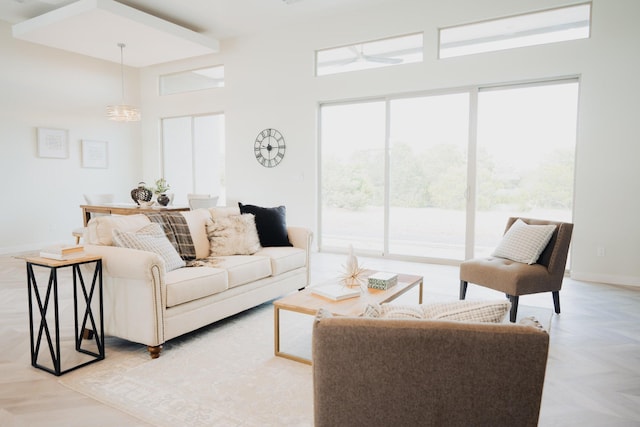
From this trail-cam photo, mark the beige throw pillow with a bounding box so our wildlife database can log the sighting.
[207,214,261,256]
[112,223,185,272]
[363,300,510,323]
[421,300,510,322]
[492,219,556,264]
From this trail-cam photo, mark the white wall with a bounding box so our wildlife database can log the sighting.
[0,21,141,253]
[139,0,640,286]
[3,0,639,286]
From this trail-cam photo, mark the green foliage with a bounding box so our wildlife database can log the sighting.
[322,143,574,212]
[153,178,170,194]
[521,149,575,209]
[322,154,374,210]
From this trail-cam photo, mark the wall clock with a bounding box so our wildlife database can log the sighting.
[254,128,286,168]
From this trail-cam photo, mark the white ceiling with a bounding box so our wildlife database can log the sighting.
[1,0,391,67]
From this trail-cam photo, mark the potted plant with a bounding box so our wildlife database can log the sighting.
[154,178,171,206]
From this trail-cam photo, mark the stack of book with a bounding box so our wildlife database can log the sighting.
[311,283,361,301]
[40,244,86,260]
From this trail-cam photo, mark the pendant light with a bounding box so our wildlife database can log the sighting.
[106,43,141,122]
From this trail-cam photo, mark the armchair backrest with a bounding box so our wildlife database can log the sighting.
[506,217,573,275]
[313,316,549,427]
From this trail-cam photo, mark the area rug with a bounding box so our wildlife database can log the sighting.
[59,303,314,427]
[58,300,552,427]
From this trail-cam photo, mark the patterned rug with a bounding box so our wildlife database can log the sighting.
[59,303,314,427]
[58,300,552,427]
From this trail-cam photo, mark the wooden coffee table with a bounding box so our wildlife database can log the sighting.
[273,270,423,364]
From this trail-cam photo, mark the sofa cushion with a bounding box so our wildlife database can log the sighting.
[253,246,306,275]
[363,300,510,323]
[86,214,151,246]
[206,214,261,256]
[492,219,556,264]
[179,209,212,259]
[112,223,185,272]
[165,267,228,307]
[238,203,291,247]
[210,255,271,288]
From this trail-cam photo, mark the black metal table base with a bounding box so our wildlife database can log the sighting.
[26,257,104,376]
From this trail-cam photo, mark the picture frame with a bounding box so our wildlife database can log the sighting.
[81,139,109,169]
[37,127,69,159]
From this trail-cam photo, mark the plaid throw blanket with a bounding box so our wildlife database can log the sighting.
[144,212,197,261]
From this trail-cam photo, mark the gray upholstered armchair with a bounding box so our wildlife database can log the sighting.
[312,315,550,427]
[460,217,573,322]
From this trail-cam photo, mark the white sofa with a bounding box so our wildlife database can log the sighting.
[82,206,312,358]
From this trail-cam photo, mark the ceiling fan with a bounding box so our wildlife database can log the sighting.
[333,45,403,66]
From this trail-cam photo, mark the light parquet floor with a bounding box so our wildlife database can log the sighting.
[1,252,639,426]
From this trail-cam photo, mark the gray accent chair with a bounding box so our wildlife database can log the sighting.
[312,315,550,427]
[460,217,573,322]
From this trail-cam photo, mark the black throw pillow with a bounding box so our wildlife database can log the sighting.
[238,203,292,247]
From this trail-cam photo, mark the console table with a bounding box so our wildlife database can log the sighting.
[81,203,190,226]
[26,255,104,376]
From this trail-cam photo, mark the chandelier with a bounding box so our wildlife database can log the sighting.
[106,43,141,122]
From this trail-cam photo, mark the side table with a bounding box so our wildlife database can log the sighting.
[26,254,105,376]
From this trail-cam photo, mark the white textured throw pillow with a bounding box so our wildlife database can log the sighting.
[363,300,510,323]
[206,214,261,256]
[112,223,186,272]
[421,300,510,323]
[492,219,556,264]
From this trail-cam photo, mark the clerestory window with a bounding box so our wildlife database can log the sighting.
[316,33,423,76]
[439,3,591,59]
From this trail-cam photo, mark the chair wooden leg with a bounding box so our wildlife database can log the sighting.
[459,281,468,300]
[552,291,561,314]
[508,295,519,323]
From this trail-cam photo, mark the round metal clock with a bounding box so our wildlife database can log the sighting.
[254,128,285,168]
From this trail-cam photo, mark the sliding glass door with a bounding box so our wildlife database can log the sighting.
[388,93,469,259]
[319,79,578,262]
[474,82,578,257]
[320,101,386,253]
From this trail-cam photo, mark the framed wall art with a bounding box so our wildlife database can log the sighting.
[81,139,109,169]
[37,127,69,159]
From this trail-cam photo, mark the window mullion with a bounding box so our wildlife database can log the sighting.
[466,88,479,260]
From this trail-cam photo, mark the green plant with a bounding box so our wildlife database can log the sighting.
[153,178,170,194]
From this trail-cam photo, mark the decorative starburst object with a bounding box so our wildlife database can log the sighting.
[339,245,366,288]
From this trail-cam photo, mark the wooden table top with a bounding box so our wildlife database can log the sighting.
[81,203,189,212]
[25,254,102,268]
[80,203,190,225]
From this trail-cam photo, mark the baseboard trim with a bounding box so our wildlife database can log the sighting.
[570,271,640,287]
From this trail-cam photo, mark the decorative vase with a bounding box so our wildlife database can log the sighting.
[157,193,170,206]
[131,182,152,205]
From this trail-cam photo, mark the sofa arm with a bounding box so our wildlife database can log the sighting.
[287,226,313,288]
[83,244,166,348]
[85,244,165,280]
[287,226,313,251]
